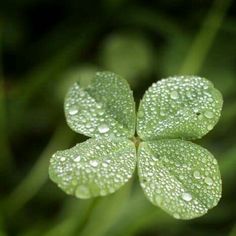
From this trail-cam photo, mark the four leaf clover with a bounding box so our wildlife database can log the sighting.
[49,72,223,220]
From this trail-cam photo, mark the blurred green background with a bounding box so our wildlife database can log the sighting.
[0,0,236,235]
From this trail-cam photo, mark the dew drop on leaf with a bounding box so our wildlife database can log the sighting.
[204,111,214,119]
[49,138,136,198]
[98,124,110,134]
[179,175,184,180]
[68,106,79,115]
[207,124,213,131]
[155,195,162,204]
[138,139,222,219]
[74,155,81,162]
[137,76,223,140]
[64,72,136,138]
[170,90,179,100]
[75,185,91,199]
[182,192,192,202]
[204,177,213,186]
[173,213,180,219]
[90,160,99,167]
[193,171,201,179]
[102,162,109,167]
[160,110,166,117]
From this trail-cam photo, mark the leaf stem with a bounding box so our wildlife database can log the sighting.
[3,21,103,216]
[179,0,232,74]
[4,124,75,216]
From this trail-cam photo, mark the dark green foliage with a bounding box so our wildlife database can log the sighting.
[1,0,236,235]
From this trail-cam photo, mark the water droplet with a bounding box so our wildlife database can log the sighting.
[69,106,78,115]
[98,110,104,116]
[212,159,217,165]
[109,187,115,193]
[102,162,109,167]
[204,111,214,119]
[98,124,109,133]
[74,155,81,162]
[198,114,204,120]
[207,124,213,131]
[179,175,184,180]
[160,111,166,117]
[90,160,99,167]
[181,192,192,202]
[170,91,179,100]
[173,213,180,219]
[75,185,90,199]
[96,103,102,109]
[186,91,192,98]
[193,171,201,179]
[155,195,162,204]
[204,177,213,186]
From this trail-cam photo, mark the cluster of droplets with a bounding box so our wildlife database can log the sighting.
[137,76,223,140]
[49,72,222,220]
[138,139,221,219]
[49,138,136,198]
[65,72,135,139]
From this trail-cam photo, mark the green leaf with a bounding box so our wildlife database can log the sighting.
[137,76,223,140]
[49,138,136,198]
[64,71,135,138]
[138,139,221,219]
